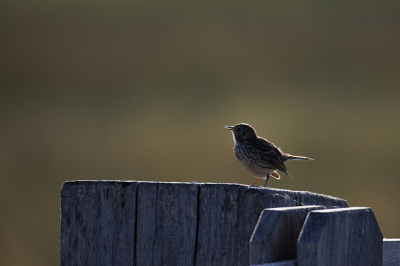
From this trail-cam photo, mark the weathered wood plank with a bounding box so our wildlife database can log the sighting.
[112,182,138,265]
[135,182,157,266]
[61,181,136,266]
[297,207,383,266]
[383,238,400,266]
[194,183,241,266]
[60,181,348,266]
[250,206,325,265]
[149,182,198,266]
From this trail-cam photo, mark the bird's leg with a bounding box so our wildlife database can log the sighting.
[252,178,260,186]
[264,175,270,187]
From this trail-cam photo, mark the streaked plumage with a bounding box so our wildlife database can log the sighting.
[225,123,313,186]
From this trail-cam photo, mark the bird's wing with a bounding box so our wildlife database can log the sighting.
[253,137,291,177]
[259,149,288,173]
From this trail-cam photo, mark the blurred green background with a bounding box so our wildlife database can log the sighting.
[1,1,400,265]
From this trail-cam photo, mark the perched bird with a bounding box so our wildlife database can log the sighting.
[225,123,313,187]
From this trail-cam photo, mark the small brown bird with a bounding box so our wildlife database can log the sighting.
[225,123,313,187]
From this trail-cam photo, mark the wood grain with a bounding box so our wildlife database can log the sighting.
[250,206,325,265]
[297,207,383,266]
[60,181,348,266]
[383,238,400,266]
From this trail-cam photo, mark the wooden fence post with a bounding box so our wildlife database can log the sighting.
[250,206,325,265]
[60,181,348,266]
[297,207,383,266]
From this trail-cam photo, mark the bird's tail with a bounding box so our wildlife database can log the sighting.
[284,154,314,162]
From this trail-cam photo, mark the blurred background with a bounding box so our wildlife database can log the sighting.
[1,1,400,264]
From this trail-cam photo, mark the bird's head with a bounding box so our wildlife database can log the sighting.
[225,123,257,142]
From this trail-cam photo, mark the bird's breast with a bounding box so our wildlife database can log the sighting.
[233,142,275,178]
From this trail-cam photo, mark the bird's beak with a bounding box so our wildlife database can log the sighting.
[224,125,235,131]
